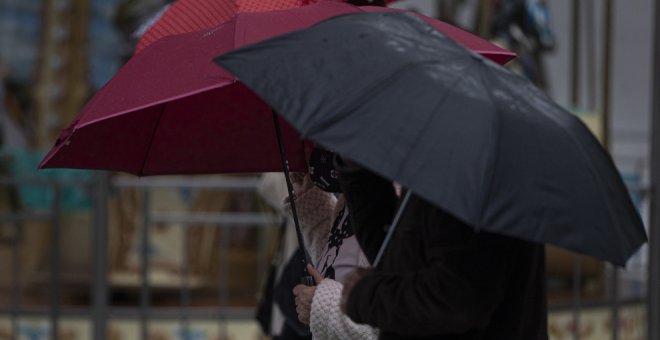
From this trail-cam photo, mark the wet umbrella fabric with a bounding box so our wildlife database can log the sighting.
[216,12,647,266]
[39,1,514,176]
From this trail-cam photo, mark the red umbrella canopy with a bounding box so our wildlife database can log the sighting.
[135,0,310,54]
[40,1,515,176]
[135,0,401,54]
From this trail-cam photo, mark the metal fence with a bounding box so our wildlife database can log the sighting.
[0,173,281,339]
[0,172,653,339]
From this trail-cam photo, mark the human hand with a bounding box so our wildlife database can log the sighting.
[289,172,314,198]
[292,265,324,324]
[340,267,371,313]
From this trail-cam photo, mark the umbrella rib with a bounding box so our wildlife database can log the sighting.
[138,104,167,176]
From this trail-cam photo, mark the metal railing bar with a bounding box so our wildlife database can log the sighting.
[0,212,53,222]
[11,219,22,339]
[0,297,646,320]
[50,185,61,340]
[610,265,620,340]
[140,190,151,340]
[0,173,642,193]
[110,307,256,320]
[0,211,282,225]
[218,229,230,339]
[150,212,280,225]
[111,176,261,189]
[649,2,660,337]
[0,177,94,187]
[92,173,109,340]
[5,299,642,327]
[573,255,582,340]
[180,226,191,337]
[0,307,256,320]
[548,297,644,311]
[257,221,269,296]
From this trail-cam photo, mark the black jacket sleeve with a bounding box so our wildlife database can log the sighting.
[344,227,520,336]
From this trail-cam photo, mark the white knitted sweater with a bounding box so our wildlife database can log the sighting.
[311,279,379,340]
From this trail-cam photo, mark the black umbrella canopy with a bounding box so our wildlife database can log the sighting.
[215,12,647,266]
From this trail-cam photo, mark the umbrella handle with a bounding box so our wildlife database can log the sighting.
[301,276,315,286]
[271,111,315,286]
[372,190,412,268]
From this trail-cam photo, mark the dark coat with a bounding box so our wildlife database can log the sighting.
[337,160,548,340]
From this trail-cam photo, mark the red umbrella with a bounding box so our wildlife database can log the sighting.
[39,1,515,176]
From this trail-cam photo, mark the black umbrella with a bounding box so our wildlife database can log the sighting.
[215,12,647,266]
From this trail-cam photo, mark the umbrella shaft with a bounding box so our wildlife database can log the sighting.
[271,111,314,285]
[373,190,412,268]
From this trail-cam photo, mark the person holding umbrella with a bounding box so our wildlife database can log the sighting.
[214,8,645,340]
[335,156,548,339]
[281,5,387,340]
[287,146,379,340]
